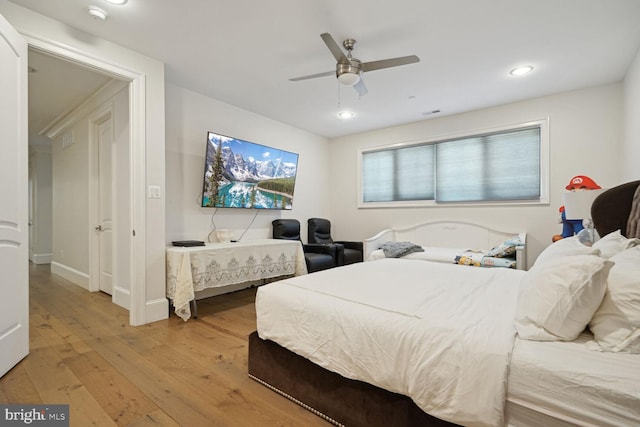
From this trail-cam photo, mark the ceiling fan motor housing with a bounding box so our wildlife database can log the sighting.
[336,59,362,86]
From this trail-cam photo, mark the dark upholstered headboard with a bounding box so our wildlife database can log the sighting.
[591,180,640,238]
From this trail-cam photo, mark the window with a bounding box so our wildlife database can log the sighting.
[362,144,434,202]
[359,120,548,207]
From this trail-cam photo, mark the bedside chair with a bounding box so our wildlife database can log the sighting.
[272,219,338,273]
[307,218,363,266]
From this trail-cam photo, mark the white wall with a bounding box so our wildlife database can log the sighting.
[51,118,90,283]
[50,83,129,293]
[28,147,52,264]
[623,47,640,182]
[111,87,131,308]
[329,84,623,267]
[165,84,331,244]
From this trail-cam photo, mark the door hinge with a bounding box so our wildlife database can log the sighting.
[132,229,136,237]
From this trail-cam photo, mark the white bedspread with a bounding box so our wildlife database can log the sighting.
[256,259,526,427]
[507,332,640,427]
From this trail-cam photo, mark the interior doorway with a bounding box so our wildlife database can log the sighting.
[17,18,163,326]
[27,47,128,306]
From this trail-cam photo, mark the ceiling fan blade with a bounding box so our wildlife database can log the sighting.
[361,55,420,72]
[289,70,334,82]
[320,33,348,64]
[353,78,368,97]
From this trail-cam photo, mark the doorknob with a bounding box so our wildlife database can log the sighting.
[95,225,103,231]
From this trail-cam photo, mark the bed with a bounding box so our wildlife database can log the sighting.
[248,181,640,427]
[362,220,527,270]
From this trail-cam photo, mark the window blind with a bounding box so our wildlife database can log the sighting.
[362,144,434,202]
[436,127,540,202]
[361,125,542,205]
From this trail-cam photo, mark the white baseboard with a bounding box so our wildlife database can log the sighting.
[30,253,53,264]
[50,264,169,325]
[112,285,130,310]
[145,298,169,323]
[50,262,90,290]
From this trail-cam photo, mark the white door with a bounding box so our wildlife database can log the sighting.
[0,12,30,377]
[28,159,34,261]
[98,118,113,295]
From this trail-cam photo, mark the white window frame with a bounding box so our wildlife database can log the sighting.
[357,118,550,209]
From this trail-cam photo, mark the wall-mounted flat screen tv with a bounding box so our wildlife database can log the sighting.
[201,131,299,209]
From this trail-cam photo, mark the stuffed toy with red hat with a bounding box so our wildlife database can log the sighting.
[551,175,601,242]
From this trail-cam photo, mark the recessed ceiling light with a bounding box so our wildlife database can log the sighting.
[88,6,108,20]
[338,111,355,119]
[510,66,534,76]
[104,0,127,4]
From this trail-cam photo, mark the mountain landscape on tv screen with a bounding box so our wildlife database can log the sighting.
[202,134,298,209]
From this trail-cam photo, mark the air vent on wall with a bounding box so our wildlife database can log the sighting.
[61,130,74,149]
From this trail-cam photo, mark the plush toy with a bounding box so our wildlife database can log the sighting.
[454,255,481,267]
[551,175,601,243]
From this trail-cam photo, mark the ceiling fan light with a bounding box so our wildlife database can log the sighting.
[338,72,360,86]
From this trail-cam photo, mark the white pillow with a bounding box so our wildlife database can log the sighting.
[592,229,640,259]
[534,236,601,267]
[515,255,613,341]
[588,246,640,353]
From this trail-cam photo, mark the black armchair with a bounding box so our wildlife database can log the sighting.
[272,219,338,273]
[307,218,363,265]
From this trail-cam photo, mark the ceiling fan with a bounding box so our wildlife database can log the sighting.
[289,32,420,96]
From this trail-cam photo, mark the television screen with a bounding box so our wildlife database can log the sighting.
[201,131,299,209]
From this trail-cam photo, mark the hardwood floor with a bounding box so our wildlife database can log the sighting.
[0,263,330,426]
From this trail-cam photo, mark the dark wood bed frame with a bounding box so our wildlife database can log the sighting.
[248,332,458,427]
